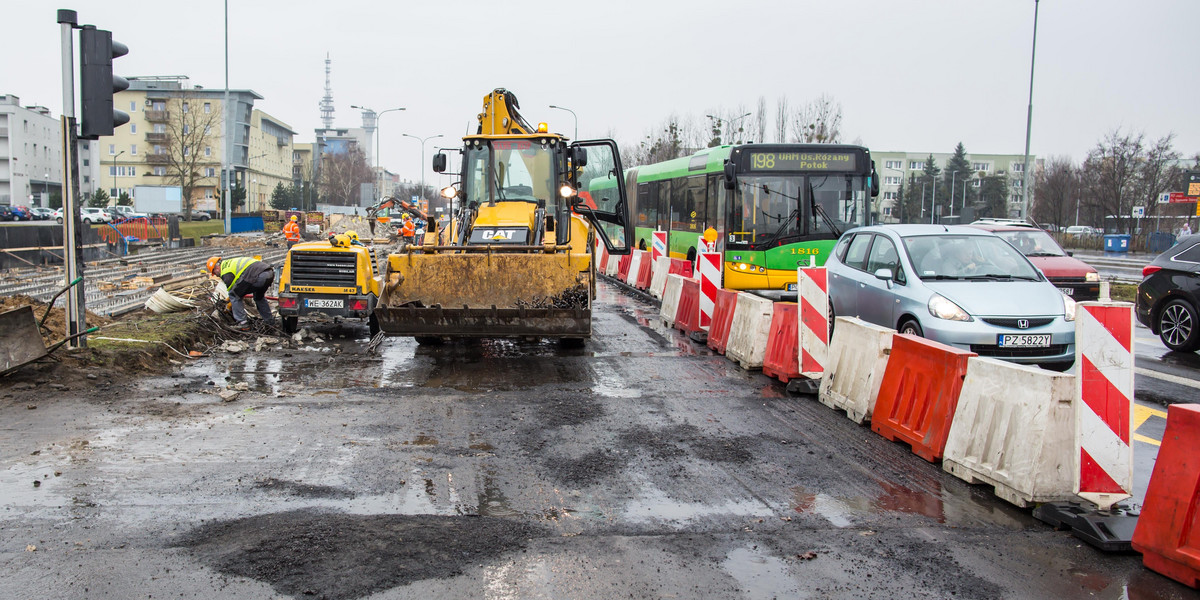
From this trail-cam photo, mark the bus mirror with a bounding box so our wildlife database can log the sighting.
[723,161,736,190]
[571,146,588,168]
[432,153,447,173]
[869,161,880,197]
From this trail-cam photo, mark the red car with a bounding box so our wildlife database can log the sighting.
[970,224,1101,301]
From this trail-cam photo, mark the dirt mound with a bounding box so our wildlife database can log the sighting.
[180,509,542,600]
[0,294,112,344]
[202,234,278,249]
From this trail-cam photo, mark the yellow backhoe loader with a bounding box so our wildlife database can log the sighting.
[372,88,632,341]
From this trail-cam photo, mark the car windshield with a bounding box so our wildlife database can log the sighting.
[993,229,1065,257]
[903,234,1041,281]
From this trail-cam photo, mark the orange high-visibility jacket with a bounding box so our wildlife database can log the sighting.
[283,220,301,241]
[401,221,416,237]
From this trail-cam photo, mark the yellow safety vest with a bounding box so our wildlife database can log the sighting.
[220,257,256,288]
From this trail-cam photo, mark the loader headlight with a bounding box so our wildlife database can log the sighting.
[441,186,458,199]
[559,184,576,198]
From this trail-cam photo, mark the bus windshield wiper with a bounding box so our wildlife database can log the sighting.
[808,178,841,238]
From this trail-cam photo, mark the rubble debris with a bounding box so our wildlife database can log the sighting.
[219,341,249,354]
[218,389,240,402]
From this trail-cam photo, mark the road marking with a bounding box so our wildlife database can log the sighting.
[1136,366,1200,390]
[1132,405,1167,447]
[1133,433,1161,447]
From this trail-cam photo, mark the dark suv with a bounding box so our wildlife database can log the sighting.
[0,205,14,221]
[1137,234,1200,352]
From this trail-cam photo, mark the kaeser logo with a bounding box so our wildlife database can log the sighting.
[1017,319,1030,329]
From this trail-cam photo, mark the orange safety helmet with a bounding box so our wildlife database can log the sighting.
[206,256,221,275]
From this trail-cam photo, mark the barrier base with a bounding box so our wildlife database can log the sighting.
[786,377,820,396]
[1033,502,1139,552]
[689,331,708,344]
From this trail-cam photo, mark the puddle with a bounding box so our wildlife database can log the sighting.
[624,478,773,526]
[723,546,803,600]
[0,461,74,510]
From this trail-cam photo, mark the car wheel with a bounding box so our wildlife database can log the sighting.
[828,304,836,340]
[899,318,924,338]
[56,217,63,224]
[1157,299,1200,352]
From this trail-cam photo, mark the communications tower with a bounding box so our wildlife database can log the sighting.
[319,53,335,130]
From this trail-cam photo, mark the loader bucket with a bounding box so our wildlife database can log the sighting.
[375,251,593,338]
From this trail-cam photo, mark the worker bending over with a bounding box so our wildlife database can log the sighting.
[207,256,276,329]
[283,215,302,248]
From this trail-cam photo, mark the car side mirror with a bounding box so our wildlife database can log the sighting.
[432,153,447,173]
[873,267,893,281]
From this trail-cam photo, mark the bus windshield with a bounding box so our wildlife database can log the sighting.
[463,140,556,205]
[729,173,869,246]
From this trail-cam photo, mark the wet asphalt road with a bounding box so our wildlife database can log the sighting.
[1,281,1196,599]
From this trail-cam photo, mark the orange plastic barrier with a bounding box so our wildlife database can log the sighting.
[706,288,739,355]
[1132,403,1200,588]
[871,334,976,462]
[635,253,653,290]
[667,257,693,279]
[762,302,801,383]
[674,278,701,333]
[617,254,632,281]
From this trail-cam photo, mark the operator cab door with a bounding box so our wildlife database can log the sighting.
[570,139,632,255]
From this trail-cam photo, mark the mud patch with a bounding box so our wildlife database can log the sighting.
[689,436,756,464]
[535,393,604,428]
[544,448,626,485]
[253,478,355,500]
[618,425,690,459]
[179,509,541,600]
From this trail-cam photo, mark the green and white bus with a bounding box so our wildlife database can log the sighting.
[619,144,878,295]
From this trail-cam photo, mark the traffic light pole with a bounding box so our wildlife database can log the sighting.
[58,9,87,348]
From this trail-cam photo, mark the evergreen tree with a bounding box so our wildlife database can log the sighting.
[901,173,925,223]
[942,143,973,217]
[270,183,289,210]
[977,174,1010,218]
[87,189,109,208]
[49,193,62,210]
[116,191,133,206]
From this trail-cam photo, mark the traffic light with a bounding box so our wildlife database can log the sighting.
[79,26,129,140]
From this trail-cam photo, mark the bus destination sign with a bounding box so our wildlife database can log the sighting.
[748,151,857,172]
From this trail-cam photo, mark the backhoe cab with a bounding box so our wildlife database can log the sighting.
[372,88,632,341]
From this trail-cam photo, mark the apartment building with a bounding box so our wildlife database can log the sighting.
[0,94,100,207]
[872,150,1039,222]
[245,109,295,211]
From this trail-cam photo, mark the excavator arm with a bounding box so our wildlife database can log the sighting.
[477,88,535,135]
[366,196,430,236]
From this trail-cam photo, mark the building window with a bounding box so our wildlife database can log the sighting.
[1012,163,1024,173]
[1013,179,1023,189]
[204,126,211,135]
[153,166,166,176]
[204,146,211,157]
[130,123,136,134]
[972,162,990,172]
[154,123,166,133]
[130,100,137,112]
[154,145,164,154]
[183,124,190,134]
[204,189,214,199]
[972,179,981,188]
[83,158,89,166]
[182,102,189,113]
[885,160,902,170]
[205,167,216,177]
[883,191,898,200]
[203,102,211,113]
[184,147,190,156]
[883,207,892,216]
[130,144,137,155]
[108,144,115,155]
[909,161,922,170]
[129,166,136,177]
[83,176,89,183]
[884,176,902,186]
[109,166,116,176]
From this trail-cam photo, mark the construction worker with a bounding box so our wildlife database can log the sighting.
[282,215,302,248]
[207,256,276,330]
[400,216,417,247]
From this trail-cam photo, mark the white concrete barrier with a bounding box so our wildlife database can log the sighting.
[942,356,1076,508]
[649,256,671,299]
[818,317,894,424]
[659,274,686,327]
[605,255,621,278]
[725,292,775,370]
[625,250,644,286]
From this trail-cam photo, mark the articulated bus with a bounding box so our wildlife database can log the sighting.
[612,144,879,296]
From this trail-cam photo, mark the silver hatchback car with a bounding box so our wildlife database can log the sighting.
[827,224,1076,370]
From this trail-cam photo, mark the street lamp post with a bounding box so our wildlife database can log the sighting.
[1020,0,1040,219]
[110,149,125,202]
[548,105,577,140]
[351,105,405,199]
[402,133,444,206]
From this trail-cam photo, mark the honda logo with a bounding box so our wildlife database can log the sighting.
[1017,319,1030,329]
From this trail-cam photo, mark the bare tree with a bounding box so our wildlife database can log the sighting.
[159,93,223,220]
[791,94,843,143]
[1139,133,1180,218]
[320,147,373,206]
[754,96,767,144]
[1031,156,1079,228]
[774,96,789,143]
[1081,130,1144,234]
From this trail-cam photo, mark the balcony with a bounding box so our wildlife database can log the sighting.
[144,110,169,122]
[146,154,171,165]
[145,132,168,143]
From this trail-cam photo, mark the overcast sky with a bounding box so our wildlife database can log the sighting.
[6,1,1197,186]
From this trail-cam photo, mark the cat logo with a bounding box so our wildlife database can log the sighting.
[481,229,516,240]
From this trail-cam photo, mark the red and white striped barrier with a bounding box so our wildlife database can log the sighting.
[594,237,608,273]
[697,252,721,329]
[798,267,828,379]
[651,231,667,264]
[625,250,644,287]
[649,256,670,299]
[1074,302,1135,510]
